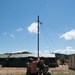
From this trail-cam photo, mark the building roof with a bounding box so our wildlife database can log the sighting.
[9,54,30,58]
[0,53,56,58]
[0,54,10,58]
[9,53,55,58]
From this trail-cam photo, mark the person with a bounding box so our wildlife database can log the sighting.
[28,58,40,75]
[26,62,31,75]
[43,65,52,75]
[38,60,45,75]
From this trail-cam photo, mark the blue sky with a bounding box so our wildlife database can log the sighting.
[0,0,75,54]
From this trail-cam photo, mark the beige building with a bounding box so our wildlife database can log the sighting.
[68,54,75,70]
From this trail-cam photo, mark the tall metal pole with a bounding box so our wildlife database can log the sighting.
[37,16,40,58]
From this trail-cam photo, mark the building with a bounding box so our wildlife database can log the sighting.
[0,53,58,67]
[68,54,75,70]
[0,54,11,67]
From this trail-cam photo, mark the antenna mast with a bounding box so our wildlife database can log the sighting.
[37,16,40,58]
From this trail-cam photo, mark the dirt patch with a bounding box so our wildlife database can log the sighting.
[0,67,26,75]
[0,65,75,75]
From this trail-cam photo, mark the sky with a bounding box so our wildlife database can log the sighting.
[0,0,75,54]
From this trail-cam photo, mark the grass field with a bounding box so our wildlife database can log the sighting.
[0,65,75,75]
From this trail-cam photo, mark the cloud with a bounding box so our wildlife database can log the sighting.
[12,49,27,53]
[60,29,75,40]
[44,50,50,53]
[34,50,42,54]
[16,28,23,32]
[3,32,8,36]
[54,46,75,54]
[46,46,49,49]
[28,22,38,34]
[33,49,50,54]
[3,32,15,38]
[10,34,15,38]
[12,46,75,54]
